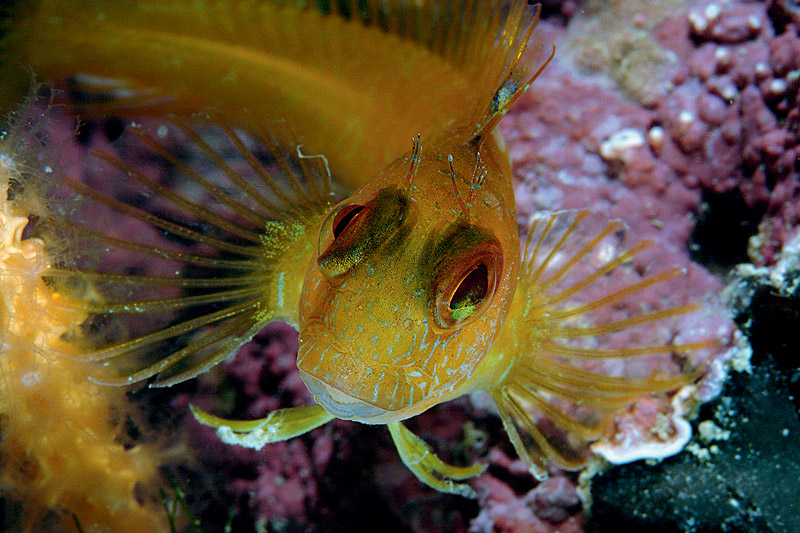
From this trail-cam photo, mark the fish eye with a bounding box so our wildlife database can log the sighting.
[317,187,412,278]
[331,204,365,238]
[427,225,503,330]
[450,264,488,313]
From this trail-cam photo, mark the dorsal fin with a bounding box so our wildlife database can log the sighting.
[284,0,552,139]
[2,1,549,183]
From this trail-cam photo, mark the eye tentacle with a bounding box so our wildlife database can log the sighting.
[405,133,422,193]
[448,154,470,220]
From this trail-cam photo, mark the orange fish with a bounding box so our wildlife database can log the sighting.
[2,0,719,497]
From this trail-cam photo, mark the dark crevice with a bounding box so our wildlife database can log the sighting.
[689,189,766,271]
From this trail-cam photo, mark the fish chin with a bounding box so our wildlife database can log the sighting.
[300,371,390,423]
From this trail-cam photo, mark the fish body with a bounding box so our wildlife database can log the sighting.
[2,0,541,187]
[0,0,719,496]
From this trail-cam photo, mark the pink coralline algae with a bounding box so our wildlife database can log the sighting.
[177,324,333,529]
[687,2,766,44]
[470,473,582,533]
[471,0,800,528]
[657,0,800,265]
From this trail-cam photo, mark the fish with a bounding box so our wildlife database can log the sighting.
[1,0,721,497]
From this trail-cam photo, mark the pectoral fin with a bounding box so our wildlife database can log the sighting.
[41,114,334,387]
[486,210,721,479]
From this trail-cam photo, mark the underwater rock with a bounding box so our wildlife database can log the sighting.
[660,1,800,266]
[589,229,800,533]
[588,354,800,532]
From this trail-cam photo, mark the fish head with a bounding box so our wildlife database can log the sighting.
[297,135,519,423]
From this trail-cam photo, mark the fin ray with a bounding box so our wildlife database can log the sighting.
[100,130,270,240]
[41,115,333,386]
[92,313,252,385]
[487,210,720,477]
[190,404,334,447]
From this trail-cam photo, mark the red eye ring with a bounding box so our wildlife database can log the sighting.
[431,244,502,330]
[331,204,365,238]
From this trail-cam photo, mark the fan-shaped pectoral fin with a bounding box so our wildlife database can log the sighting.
[387,421,486,498]
[190,404,334,449]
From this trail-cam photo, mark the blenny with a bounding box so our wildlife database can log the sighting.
[1,0,718,496]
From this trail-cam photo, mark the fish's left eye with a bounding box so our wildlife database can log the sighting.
[428,226,503,330]
[450,264,489,314]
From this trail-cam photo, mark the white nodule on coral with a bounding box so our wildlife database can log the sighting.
[591,386,695,464]
[596,242,617,264]
[714,46,731,66]
[720,84,739,102]
[698,420,731,442]
[688,11,708,33]
[770,229,800,289]
[647,126,666,152]
[678,110,696,125]
[599,128,644,162]
[754,62,771,79]
[769,79,788,96]
[728,337,753,374]
[685,420,730,460]
[703,3,722,21]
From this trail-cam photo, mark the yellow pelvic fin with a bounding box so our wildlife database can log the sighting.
[486,210,721,479]
[190,404,334,449]
[387,421,486,499]
[39,113,333,387]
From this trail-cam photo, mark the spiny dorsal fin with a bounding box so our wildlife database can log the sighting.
[39,112,334,387]
[274,0,553,139]
[486,210,720,479]
[329,0,551,138]
[2,1,549,184]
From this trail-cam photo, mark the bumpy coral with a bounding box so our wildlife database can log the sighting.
[478,0,798,528]
[657,0,800,265]
[0,102,166,532]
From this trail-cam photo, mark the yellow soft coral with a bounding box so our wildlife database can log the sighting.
[0,100,167,532]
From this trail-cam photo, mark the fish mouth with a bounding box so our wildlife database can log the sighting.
[299,371,390,423]
[298,319,393,422]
